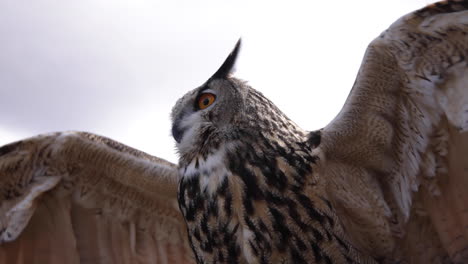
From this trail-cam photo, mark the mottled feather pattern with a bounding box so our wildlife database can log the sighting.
[176,80,376,263]
[322,1,468,262]
[0,1,467,263]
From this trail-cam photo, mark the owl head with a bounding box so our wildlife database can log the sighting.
[171,39,305,165]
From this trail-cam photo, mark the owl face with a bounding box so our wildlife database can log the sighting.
[171,40,246,162]
[171,40,306,165]
[171,78,246,159]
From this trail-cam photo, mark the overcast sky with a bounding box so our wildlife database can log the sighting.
[0,0,431,163]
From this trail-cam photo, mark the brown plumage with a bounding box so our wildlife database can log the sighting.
[1,1,468,263]
[0,132,193,263]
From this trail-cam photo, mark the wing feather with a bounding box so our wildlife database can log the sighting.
[0,131,194,264]
[319,1,468,262]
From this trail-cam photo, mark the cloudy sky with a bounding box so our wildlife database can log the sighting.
[0,0,431,163]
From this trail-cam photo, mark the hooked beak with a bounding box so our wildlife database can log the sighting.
[172,121,185,143]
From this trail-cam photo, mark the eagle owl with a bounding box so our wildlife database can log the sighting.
[172,40,371,263]
[1,1,468,264]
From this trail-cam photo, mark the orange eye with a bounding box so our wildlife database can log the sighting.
[197,93,216,110]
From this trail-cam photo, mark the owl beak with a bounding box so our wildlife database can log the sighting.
[172,121,185,143]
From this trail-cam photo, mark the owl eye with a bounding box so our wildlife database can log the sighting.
[197,93,216,110]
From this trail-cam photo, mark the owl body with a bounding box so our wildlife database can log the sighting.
[173,66,371,263]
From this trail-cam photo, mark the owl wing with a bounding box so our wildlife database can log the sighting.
[318,1,468,263]
[0,131,194,264]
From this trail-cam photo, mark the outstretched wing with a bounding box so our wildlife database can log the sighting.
[318,1,468,263]
[0,131,194,264]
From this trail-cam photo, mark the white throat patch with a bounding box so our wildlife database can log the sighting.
[180,145,231,196]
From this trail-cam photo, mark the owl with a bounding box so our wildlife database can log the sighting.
[0,1,468,264]
[171,40,377,264]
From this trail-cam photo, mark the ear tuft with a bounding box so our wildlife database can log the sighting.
[209,38,242,80]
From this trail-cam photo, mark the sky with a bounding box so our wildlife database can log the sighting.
[0,0,432,163]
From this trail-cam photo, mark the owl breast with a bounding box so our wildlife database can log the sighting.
[178,144,246,263]
[178,152,263,263]
[177,136,361,264]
